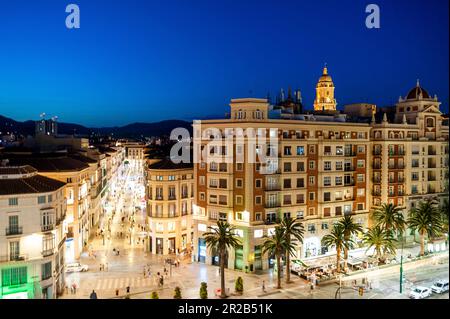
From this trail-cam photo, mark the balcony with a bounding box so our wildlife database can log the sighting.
[372,191,381,196]
[428,150,436,155]
[41,224,55,232]
[344,166,355,172]
[168,196,177,201]
[266,185,281,191]
[373,150,382,155]
[398,177,405,183]
[373,164,381,169]
[428,176,436,181]
[265,202,281,209]
[344,179,355,186]
[5,226,23,236]
[42,249,54,257]
[0,254,27,262]
[389,164,405,170]
[181,193,189,199]
[344,152,356,157]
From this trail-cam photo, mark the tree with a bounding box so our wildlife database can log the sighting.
[235,277,243,294]
[321,223,353,273]
[408,199,443,256]
[338,215,363,270]
[202,221,241,298]
[372,203,406,237]
[363,225,397,263]
[262,226,295,289]
[199,282,208,299]
[173,287,182,299]
[151,291,159,299]
[439,198,449,234]
[280,217,304,283]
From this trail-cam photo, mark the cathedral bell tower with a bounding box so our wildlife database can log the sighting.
[313,64,337,112]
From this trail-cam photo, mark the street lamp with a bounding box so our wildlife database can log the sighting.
[399,232,405,294]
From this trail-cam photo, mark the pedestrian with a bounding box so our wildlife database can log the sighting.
[115,289,119,296]
[90,290,98,299]
[126,286,130,294]
[262,281,266,293]
[100,264,103,272]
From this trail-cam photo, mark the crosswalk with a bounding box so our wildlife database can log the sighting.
[94,277,156,290]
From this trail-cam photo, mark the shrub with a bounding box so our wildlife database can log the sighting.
[199,282,208,299]
[151,291,159,299]
[235,277,243,294]
[174,287,182,299]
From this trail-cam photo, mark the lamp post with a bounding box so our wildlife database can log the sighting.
[399,233,404,294]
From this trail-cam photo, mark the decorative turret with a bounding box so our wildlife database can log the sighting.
[313,64,337,112]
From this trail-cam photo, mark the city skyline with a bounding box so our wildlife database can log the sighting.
[0,0,448,127]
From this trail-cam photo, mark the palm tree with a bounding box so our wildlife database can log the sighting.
[363,225,397,263]
[321,223,353,273]
[338,215,363,270]
[280,217,304,283]
[408,200,443,256]
[372,203,406,237]
[262,226,295,289]
[439,198,449,234]
[203,221,241,298]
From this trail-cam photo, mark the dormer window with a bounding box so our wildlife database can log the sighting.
[426,117,435,127]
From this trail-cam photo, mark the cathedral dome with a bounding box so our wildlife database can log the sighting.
[318,66,333,83]
[406,80,430,100]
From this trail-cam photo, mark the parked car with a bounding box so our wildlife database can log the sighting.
[65,262,89,273]
[409,286,432,299]
[431,280,449,294]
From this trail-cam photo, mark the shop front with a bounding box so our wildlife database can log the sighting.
[198,238,206,263]
[303,236,321,258]
[156,238,163,254]
[234,245,244,270]
[254,245,263,271]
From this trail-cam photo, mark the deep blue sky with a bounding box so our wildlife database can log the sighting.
[0,0,448,127]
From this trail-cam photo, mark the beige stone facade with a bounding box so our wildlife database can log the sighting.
[192,82,448,272]
[145,159,194,255]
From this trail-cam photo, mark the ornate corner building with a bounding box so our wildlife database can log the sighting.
[192,68,449,272]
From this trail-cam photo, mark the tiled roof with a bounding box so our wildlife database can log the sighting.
[69,153,98,164]
[0,165,37,175]
[0,174,66,195]
[148,158,193,170]
[3,156,89,172]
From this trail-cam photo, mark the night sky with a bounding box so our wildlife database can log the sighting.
[0,0,448,127]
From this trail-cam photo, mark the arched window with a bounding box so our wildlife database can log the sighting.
[426,117,435,127]
[374,131,381,139]
[237,109,244,119]
[255,109,262,119]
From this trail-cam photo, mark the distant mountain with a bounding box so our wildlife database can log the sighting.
[0,115,191,138]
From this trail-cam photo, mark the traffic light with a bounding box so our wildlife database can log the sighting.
[358,287,364,296]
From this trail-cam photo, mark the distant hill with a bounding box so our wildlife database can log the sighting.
[0,115,191,138]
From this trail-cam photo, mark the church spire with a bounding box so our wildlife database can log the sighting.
[323,62,328,75]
